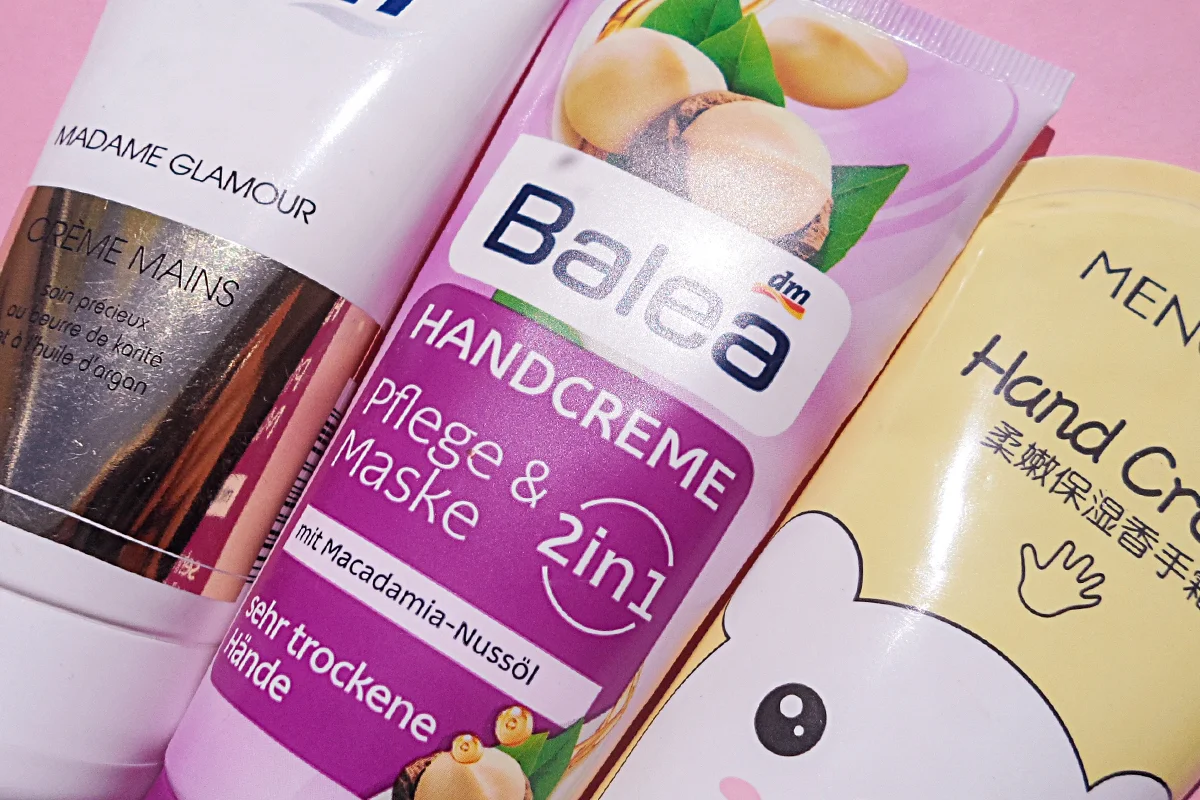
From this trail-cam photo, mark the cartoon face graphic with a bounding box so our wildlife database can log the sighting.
[605,513,1169,800]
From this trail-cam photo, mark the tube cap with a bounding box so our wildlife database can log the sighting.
[0,524,236,800]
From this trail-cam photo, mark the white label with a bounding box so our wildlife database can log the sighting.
[31,0,561,322]
[283,506,603,727]
[449,136,851,438]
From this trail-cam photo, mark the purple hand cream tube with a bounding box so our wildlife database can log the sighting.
[150,1,1070,798]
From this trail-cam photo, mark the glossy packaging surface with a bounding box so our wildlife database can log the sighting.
[0,1,565,797]
[150,1,1069,798]
[604,157,1200,799]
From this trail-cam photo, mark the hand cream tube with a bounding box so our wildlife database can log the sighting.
[0,1,564,797]
[149,2,1069,798]
[602,157,1200,800]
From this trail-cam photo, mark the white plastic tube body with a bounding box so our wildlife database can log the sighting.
[0,1,563,797]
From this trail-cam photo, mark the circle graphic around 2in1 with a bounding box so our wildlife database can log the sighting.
[536,497,673,637]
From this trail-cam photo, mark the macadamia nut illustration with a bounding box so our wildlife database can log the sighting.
[451,734,484,765]
[555,0,910,265]
[390,707,584,800]
[495,706,535,747]
[562,27,726,153]
[598,0,666,38]
[412,748,530,800]
[683,100,832,239]
[766,12,908,109]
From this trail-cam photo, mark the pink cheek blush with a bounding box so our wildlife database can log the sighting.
[720,776,762,800]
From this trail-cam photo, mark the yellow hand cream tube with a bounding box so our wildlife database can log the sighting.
[598,157,1200,800]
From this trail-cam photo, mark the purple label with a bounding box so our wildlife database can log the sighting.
[210,284,753,795]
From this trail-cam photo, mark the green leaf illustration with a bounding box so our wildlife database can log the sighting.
[497,732,547,774]
[697,15,786,107]
[492,290,584,346]
[526,720,584,800]
[810,164,909,272]
[641,0,743,45]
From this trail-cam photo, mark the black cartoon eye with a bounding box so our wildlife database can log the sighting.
[754,683,826,757]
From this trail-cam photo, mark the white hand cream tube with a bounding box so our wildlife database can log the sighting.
[0,1,563,798]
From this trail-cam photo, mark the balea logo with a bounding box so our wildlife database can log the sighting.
[448,136,852,438]
[482,183,794,393]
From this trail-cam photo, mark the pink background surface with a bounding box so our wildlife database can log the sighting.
[2,0,1199,229]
